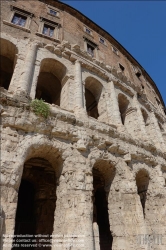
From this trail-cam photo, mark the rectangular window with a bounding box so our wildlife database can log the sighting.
[42,24,54,37]
[112,46,118,55]
[136,72,141,78]
[11,13,27,27]
[119,63,125,72]
[87,43,95,57]
[86,28,91,34]
[99,37,105,44]
[50,9,57,16]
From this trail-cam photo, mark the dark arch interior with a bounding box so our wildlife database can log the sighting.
[118,94,130,124]
[35,72,61,105]
[14,158,57,250]
[0,55,14,90]
[14,180,35,235]
[93,168,113,250]
[136,170,149,218]
[0,39,17,90]
[85,88,99,119]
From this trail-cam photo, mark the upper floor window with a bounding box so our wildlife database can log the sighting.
[87,43,95,57]
[49,9,57,16]
[43,24,54,37]
[3,5,33,32]
[47,6,60,18]
[119,63,125,72]
[136,71,141,79]
[132,65,142,79]
[112,46,119,55]
[84,26,93,36]
[36,17,60,42]
[12,13,27,27]
[86,28,91,34]
[99,37,106,45]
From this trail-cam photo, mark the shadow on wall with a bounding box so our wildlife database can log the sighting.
[0,38,18,90]
[92,159,116,250]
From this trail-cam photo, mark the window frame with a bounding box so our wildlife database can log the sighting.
[119,63,125,72]
[42,23,55,38]
[99,37,106,45]
[12,13,28,26]
[112,46,119,55]
[3,5,33,32]
[83,37,98,58]
[84,26,93,37]
[47,6,60,18]
[36,17,60,42]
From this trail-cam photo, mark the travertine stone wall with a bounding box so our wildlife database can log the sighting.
[1,1,166,250]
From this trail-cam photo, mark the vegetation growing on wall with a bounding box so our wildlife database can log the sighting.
[30,99,50,118]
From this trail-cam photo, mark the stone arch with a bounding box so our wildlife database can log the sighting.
[3,135,65,248]
[92,158,116,250]
[0,38,18,90]
[84,76,104,119]
[135,169,150,218]
[35,58,67,105]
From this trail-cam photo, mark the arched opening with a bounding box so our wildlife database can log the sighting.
[13,157,59,250]
[0,38,17,90]
[35,58,66,105]
[136,169,149,218]
[85,77,103,119]
[118,93,130,125]
[93,160,115,250]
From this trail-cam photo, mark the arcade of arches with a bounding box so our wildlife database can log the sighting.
[0,38,165,250]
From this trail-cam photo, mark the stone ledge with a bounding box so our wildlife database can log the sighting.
[3,20,30,33]
[36,32,60,43]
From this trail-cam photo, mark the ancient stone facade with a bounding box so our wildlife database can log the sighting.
[1,1,166,250]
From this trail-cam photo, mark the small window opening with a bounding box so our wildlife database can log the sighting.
[112,46,118,55]
[50,9,57,16]
[12,13,27,27]
[87,43,95,57]
[99,37,105,44]
[136,71,141,79]
[119,63,125,72]
[42,24,54,37]
[86,28,91,34]
[141,84,144,89]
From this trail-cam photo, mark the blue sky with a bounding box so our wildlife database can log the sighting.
[62,1,166,106]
